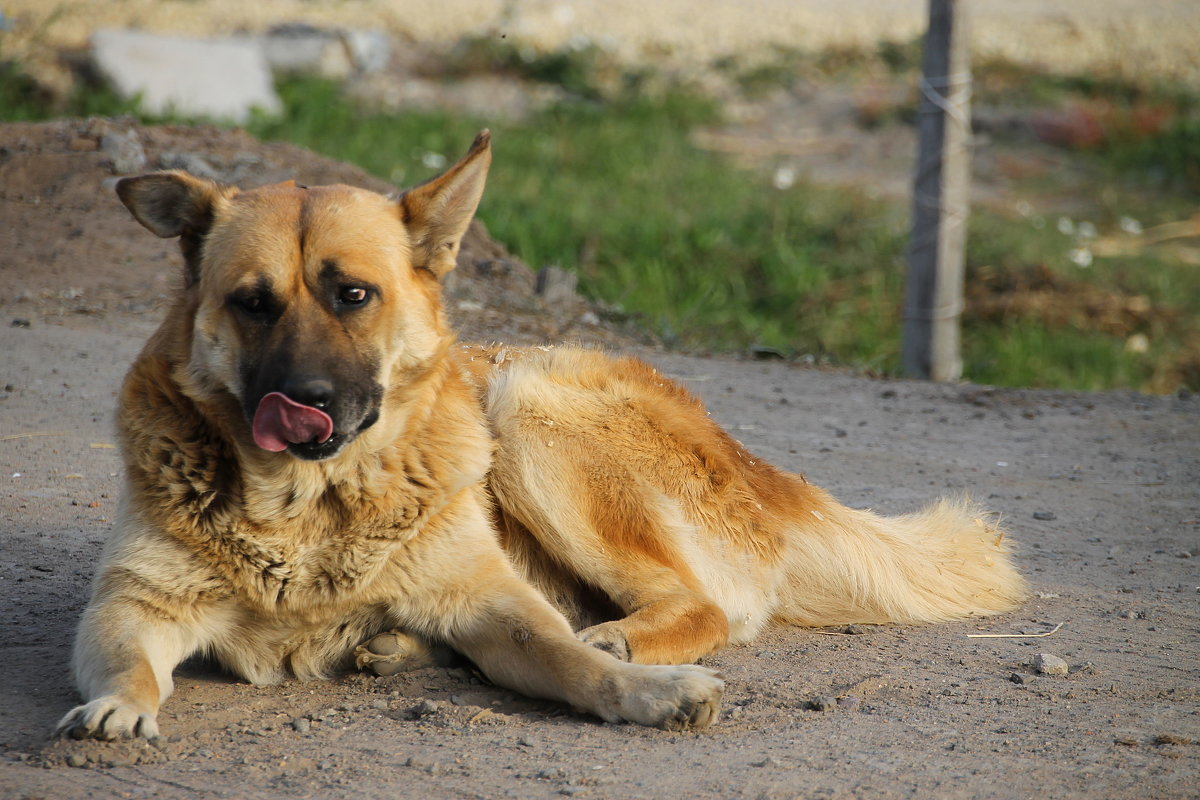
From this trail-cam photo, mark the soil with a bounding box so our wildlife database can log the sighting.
[1,120,1198,800]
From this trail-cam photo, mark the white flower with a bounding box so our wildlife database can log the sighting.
[421,151,447,170]
[1125,333,1150,354]
[1068,247,1093,268]
[1077,221,1097,239]
[1119,216,1144,236]
[772,166,796,191]
[1057,216,1075,235]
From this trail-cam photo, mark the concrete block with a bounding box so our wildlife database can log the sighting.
[91,29,281,123]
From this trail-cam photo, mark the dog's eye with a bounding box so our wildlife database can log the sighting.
[232,293,271,316]
[338,286,370,306]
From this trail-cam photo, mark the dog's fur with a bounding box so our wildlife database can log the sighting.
[57,132,1026,739]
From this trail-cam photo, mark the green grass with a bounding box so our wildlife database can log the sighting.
[2,61,1196,393]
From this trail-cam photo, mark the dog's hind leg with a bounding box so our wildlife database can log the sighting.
[354,630,459,676]
[387,489,724,729]
[484,351,751,666]
[491,468,731,665]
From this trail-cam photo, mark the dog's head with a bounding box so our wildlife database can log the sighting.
[117,132,492,461]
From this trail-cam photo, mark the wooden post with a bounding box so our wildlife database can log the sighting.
[902,0,972,381]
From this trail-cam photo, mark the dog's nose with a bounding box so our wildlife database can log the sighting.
[283,377,335,409]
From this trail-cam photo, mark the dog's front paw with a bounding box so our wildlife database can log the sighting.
[577,622,630,662]
[613,664,724,731]
[56,696,159,740]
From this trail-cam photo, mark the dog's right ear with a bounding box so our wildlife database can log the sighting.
[116,171,238,286]
[115,171,236,238]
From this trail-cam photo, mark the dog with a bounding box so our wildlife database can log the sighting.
[57,131,1026,740]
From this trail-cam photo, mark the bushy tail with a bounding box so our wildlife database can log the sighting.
[775,495,1027,627]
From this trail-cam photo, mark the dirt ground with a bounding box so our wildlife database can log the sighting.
[1,120,1198,800]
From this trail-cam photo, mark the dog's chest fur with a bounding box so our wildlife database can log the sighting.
[119,354,490,614]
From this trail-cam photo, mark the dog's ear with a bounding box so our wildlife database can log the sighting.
[116,171,238,286]
[397,130,492,278]
[115,171,235,238]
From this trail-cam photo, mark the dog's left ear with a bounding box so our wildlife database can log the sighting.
[397,130,492,278]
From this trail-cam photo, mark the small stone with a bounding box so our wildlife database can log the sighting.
[318,760,333,771]
[291,717,311,733]
[1010,672,1034,685]
[409,699,441,718]
[808,696,837,712]
[100,127,147,174]
[1031,653,1069,676]
[370,699,389,710]
[517,735,538,748]
[753,756,784,768]
[842,624,874,635]
[836,696,861,710]
[66,753,88,768]
[1032,511,1056,521]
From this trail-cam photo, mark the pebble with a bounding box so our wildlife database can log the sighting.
[808,696,837,712]
[836,695,861,711]
[1032,511,1056,521]
[410,699,441,718]
[291,717,311,734]
[1032,653,1070,675]
[1010,672,1035,686]
[66,753,88,768]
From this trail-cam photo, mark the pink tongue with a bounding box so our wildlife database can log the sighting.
[252,392,335,452]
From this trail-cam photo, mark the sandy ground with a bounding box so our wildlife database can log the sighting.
[1,120,1199,799]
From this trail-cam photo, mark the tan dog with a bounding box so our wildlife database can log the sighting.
[57,132,1025,740]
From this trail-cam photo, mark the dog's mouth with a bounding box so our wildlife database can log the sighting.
[251,392,379,461]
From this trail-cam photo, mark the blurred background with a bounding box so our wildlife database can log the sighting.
[2,0,1197,393]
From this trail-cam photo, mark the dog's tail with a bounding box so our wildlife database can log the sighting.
[773,488,1027,627]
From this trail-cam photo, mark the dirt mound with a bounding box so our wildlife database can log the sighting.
[0,118,640,348]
